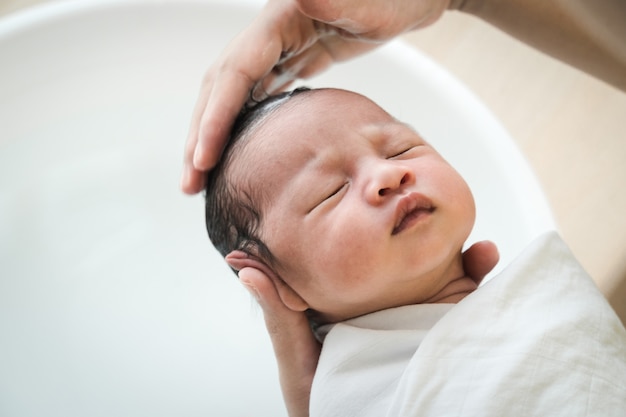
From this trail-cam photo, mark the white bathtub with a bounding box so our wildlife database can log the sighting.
[0,1,555,416]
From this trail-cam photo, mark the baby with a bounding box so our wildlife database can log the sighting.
[204,87,626,417]
[205,87,478,324]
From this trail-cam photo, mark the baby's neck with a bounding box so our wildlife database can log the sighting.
[421,254,478,304]
[424,275,479,303]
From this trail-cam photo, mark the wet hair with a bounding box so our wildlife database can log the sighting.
[204,87,312,271]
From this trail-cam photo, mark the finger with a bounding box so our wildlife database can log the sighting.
[247,43,331,104]
[180,165,206,195]
[181,68,218,194]
[239,267,292,316]
[238,267,320,417]
[192,7,295,172]
[250,66,297,104]
[238,267,319,355]
[193,69,257,171]
[254,35,376,99]
[269,42,333,88]
[463,240,500,286]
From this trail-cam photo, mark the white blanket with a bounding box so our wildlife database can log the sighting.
[310,232,626,417]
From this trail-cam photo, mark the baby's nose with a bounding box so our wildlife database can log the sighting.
[366,162,415,204]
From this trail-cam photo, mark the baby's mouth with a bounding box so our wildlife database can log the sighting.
[392,194,435,235]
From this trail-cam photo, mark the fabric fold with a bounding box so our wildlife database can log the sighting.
[310,231,626,417]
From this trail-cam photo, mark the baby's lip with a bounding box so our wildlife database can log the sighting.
[392,193,435,235]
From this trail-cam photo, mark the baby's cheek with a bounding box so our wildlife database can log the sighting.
[321,220,380,275]
[430,164,474,208]
[439,174,476,240]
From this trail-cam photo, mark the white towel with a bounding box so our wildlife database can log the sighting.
[310,231,626,417]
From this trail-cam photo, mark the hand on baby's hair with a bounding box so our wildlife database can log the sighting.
[182,0,453,195]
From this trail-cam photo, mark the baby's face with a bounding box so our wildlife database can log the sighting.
[232,89,475,322]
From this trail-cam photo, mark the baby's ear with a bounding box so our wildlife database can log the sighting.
[225,251,309,312]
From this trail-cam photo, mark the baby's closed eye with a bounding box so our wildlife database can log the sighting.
[328,183,346,199]
[309,182,348,213]
[387,144,424,160]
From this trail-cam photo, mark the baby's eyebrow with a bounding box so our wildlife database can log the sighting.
[292,152,346,205]
[360,121,413,142]
[358,123,388,143]
[303,144,345,173]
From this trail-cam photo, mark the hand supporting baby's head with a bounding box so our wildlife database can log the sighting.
[205,88,477,323]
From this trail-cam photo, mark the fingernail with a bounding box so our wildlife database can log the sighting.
[180,166,190,188]
[193,147,202,169]
[194,145,214,171]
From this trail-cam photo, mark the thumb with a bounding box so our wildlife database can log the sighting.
[238,267,294,317]
[238,267,321,374]
[463,240,500,286]
[239,267,320,417]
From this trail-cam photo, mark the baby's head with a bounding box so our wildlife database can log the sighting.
[205,88,476,323]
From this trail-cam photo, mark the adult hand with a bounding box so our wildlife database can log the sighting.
[181,0,453,194]
[238,267,319,417]
[228,240,499,417]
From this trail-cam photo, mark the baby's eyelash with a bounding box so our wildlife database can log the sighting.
[325,183,346,200]
[389,145,418,158]
[307,183,347,214]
